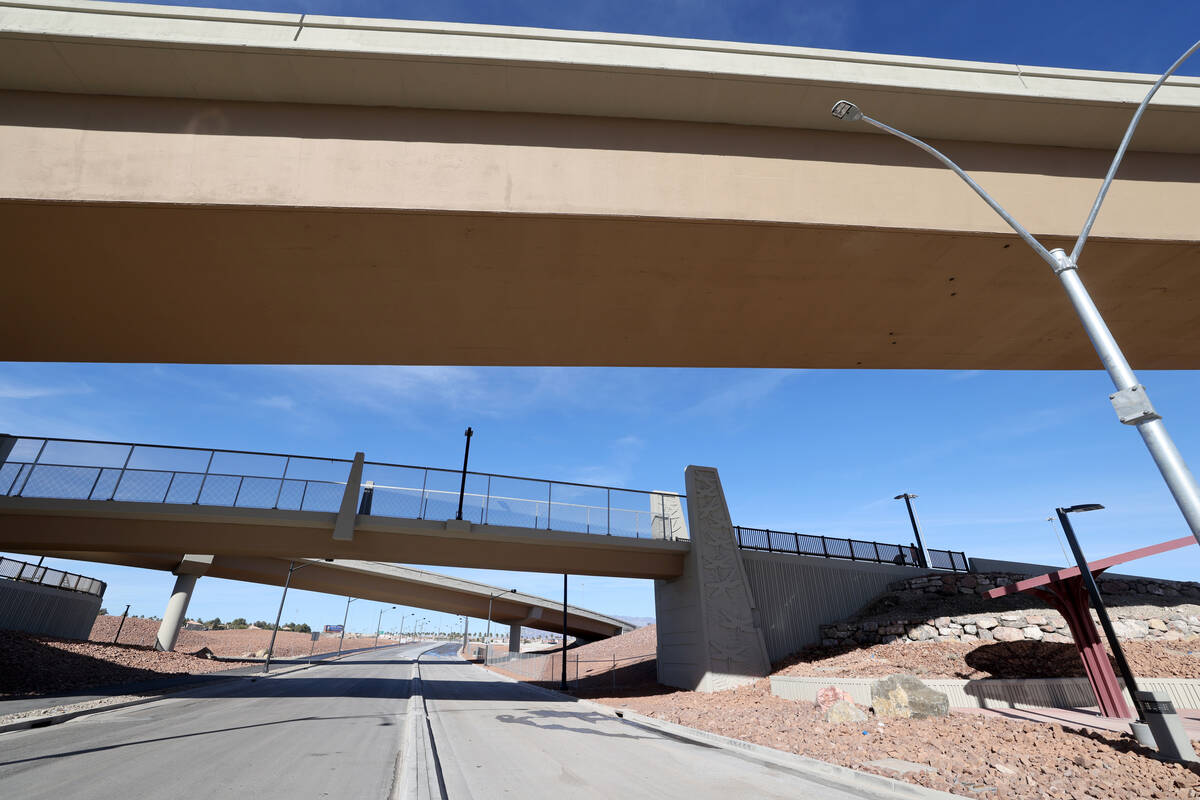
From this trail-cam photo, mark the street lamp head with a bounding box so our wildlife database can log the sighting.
[894,493,918,500]
[831,100,863,122]
[1064,504,1105,514]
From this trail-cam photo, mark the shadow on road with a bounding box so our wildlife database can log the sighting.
[0,713,403,768]
[493,709,655,741]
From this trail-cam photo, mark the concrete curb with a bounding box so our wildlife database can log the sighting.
[391,644,449,800]
[0,643,413,735]
[476,664,962,800]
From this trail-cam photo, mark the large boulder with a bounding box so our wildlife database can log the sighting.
[824,700,868,724]
[870,674,950,720]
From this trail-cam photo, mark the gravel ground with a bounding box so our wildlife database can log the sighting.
[0,629,249,697]
[89,615,391,658]
[594,680,1200,800]
[777,638,1200,680]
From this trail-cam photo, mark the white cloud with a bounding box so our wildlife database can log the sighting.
[0,379,91,400]
[256,395,297,412]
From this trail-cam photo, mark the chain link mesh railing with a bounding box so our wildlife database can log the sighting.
[0,436,688,541]
[0,556,106,597]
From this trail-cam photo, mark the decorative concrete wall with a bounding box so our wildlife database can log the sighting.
[740,550,936,662]
[820,572,1200,647]
[770,674,1200,712]
[0,579,101,639]
[654,466,770,692]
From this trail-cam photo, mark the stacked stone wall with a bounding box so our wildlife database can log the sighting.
[819,571,1200,648]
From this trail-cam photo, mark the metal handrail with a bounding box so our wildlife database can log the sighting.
[0,436,688,540]
[733,525,969,571]
[0,555,106,597]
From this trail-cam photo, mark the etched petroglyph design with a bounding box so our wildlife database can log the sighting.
[687,467,769,682]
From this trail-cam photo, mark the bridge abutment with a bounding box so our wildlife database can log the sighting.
[654,466,770,692]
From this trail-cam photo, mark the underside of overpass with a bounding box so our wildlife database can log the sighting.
[2,0,1199,368]
[11,549,631,641]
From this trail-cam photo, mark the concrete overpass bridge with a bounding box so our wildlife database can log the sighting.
[2,0,1200,370]
[1,434,971,691]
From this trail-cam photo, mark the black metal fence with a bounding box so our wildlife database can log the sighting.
[734,526,969,572]
[0,556,106,597]
[927,548,970,572]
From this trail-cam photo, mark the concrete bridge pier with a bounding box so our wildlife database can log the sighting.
[654,466,770,692]
[509,623,522,653]
[155,554,213,652]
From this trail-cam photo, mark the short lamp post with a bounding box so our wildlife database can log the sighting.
[484,588,517,666]
[893,493,928,567]
[831,38,1200,552]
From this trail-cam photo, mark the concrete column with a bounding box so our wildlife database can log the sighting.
[653,465,770,692]
[509,623,522,652]
[155,573,198,652]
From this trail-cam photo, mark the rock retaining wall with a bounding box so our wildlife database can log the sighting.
[820,572,1200,647]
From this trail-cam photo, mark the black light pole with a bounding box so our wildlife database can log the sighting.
[113,603,131,644]
[1055,505,1144,716]
[264,559,326,673]
[894,493,929,567]
[561,573,569,691]
[456,427,474,521]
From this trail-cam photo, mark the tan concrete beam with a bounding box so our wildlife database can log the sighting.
[0,497,690,579]
[2,201,1197,369]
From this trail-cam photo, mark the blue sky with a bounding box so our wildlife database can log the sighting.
[3,364,1200,633]
[152,0,1200,77]
[3,1,1200,636]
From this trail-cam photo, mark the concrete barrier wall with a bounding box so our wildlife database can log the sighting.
[739,551,936,662]
[0,579,101,639]
[771,674,1200,712]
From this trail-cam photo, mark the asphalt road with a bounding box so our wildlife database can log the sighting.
[0,642,431,799]
[419,648,868,799]
[3,643,887,800]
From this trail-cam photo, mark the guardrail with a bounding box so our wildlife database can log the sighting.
[927,548,970,572]
[0,555,106,597]
[734,526,969,571]
[0,436,688,540]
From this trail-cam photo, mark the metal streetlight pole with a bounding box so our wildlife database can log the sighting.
[831,38,1200,550]
[336,596,357,657]
[456,426,473,521]
[561,573,569,691]
[264,560,320,674]
[484,588,518,666]
[375,605,395,649]
[893,493,928,567]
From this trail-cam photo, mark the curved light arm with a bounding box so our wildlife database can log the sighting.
[853,112,1057,270]
[1071,39,1200,264]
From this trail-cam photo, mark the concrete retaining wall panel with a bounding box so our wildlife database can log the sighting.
[0,579,101,639]
[740,550,936,662]
[771,674,1200,712]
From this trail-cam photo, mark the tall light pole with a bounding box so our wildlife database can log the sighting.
[375,605,395,649]
[336,596,357,657]
[484,588,517,666]
[264,560,321,674]
[893,493,928,567]
[831,38,1200,550]
[456,426,474,521]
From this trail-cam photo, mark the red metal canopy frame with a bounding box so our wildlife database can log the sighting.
[986,536,1194,719]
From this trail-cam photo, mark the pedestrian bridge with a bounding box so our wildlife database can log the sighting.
[0,435,690,579]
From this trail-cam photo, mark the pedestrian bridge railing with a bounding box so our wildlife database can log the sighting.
[0,436,688,541]
[0,555,106,597]
[734,526,969,572]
